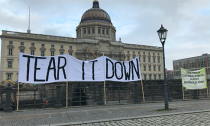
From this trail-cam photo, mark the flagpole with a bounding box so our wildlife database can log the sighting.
[141,80,145,102]
[66,81,68,107]
[17,82,19,111]
[103,53,106,104]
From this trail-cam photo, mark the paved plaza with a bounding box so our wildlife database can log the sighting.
[1,100,210,126]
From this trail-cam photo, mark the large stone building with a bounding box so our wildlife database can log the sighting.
[173,53,210,79]
[0,0,164,84]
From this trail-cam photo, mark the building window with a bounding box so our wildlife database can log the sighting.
[138,51,140,54]
[158,66,161,71]
[88,29,90,34]
[106,29,109,35]
[84,29,86,34]
[143,52,145,54]
[149,75,151,80]
[149,65,151,71]
[69,46,72,49]
[102,29,105,34]
[8,61,12,68]
[158,53,159,55]
[148,57,150,62]
[92,28,95,34]
[69,52,72,55]
[154,74,156,80]
[60,52,64,55]
[9,41,13,44]
[51,44,54,48]
[143,57,145,62]
[8,48,13,55]
[60,45,63,48]
[7,73,12,80]
[133,51,135,54]
[153,57,155,63]
[42,44,45,47]
[31,50,35,55]
[98,28,100,34]
[158,57,160,63]
[41,51,45,56]
[21,42,24,45]
[133,56,135,59]
[153,53,155,56]
[148,52,150,55]
[144,65,146,71]
[159,74,161,80]
[20,49,24,53]
[127,56,130,61]
[127,51,129,53]
[144,74,147,80]
[51,51,54,56]
[154,65,156,71]
[31,43,34,46]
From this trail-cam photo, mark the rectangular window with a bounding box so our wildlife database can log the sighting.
[143,52,145,54]
[60,52,64,55]
[144,66,146,71]
[42,44,45,47]
[88,29,90,34]
[69,52,72,55]
[143,57,145,62]
[148,52,150,55]
[158,53,159,55]
[51,51,54,56]
[8,48,13,55]
[154,75,156,80]
[127,56,130,61]
[9,41,13,44]
[102,29,105,34]
[133,51,135,54]
[92,28,95,34]
[159,74,161,80]
[133,56,135,59]
[60,45,63,48]
[149,75,151,80]
[8,61,12,68]
[127,51,129,53]
[41,51,45,56]
[31,50,35,55]
[153,57,155,63]
[138,51,140,54]
[144,74,147,80]
[31,43,34,46]
[154,65,156,71]
[149,66,151,71]
[20,49,24,53]
[153,53,155,56]
[51,44,54,48]
[21,42,24,45]
[98,28,100,34]
[158,58,160,63]
[148,57,150,62]
[69,46,72,49]
[106,29,109,35]
[158,66,161,71]
[84,29,86,34]
[7,74,12,80]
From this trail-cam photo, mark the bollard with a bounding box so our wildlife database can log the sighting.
[98,83,104,105]
[134,83,140,103]
[55,82,62,108]
[4,83,13,112]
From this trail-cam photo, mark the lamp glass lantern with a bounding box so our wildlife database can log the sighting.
[157,24,168,44]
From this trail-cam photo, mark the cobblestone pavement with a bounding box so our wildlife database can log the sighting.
[1,100,210,126]
[67,111,210,126]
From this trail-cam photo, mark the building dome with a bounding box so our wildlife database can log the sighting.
[81,0,112,24]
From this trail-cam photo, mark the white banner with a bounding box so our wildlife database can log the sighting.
[18,53,141,83]
[181,68,207,89]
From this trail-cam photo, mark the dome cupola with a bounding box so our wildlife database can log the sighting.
[81,0,112,24]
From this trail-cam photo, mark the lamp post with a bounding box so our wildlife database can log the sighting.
[157,24,168,110]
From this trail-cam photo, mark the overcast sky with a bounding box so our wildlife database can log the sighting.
[0,0,210,70]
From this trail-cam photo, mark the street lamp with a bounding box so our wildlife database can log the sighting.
[157,24,168,110]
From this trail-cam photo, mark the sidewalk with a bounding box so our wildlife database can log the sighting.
[1,99,210,126]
